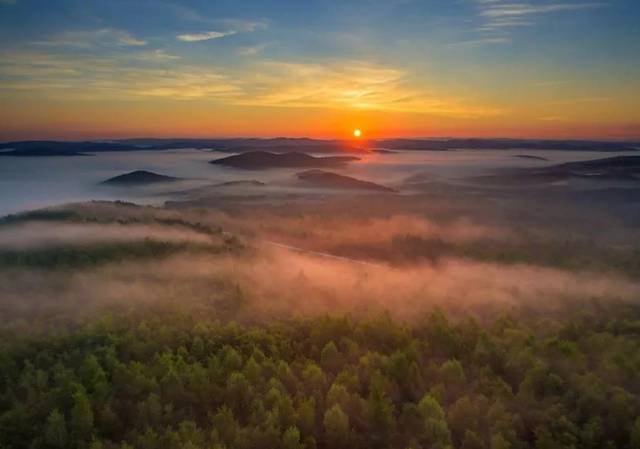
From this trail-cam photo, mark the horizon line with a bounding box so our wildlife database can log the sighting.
[2,135,639,143]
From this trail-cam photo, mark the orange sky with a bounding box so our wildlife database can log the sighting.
[2,99,638,141]
[1,1,639,141]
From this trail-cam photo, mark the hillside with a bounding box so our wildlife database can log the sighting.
[297,169,396,192]
[477,155,640,186]
[210,151,359,169]
[102,170,180,186]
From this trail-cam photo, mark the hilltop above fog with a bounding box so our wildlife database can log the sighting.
[210,151,359,169]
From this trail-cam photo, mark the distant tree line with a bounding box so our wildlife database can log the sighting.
[0,240,227,270]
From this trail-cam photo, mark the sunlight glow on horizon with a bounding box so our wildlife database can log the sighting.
[0,0,638,140]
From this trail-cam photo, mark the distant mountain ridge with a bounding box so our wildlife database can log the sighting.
[1,137,637,156]
[0,141,146,156]
[477,155,640,185]
[375,138,639,152]
[548,155,640,180]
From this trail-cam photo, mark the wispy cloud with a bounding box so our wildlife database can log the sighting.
[177,19,268,43]
[465,1,606,45]
[218,19,269,33]
[0,50,501,118]
[479,2,604,18]
[0,50,241,100]
[474,17,534,32]
[237,61,502,118]
[176,31,235,42]
[137,49,181,61]
[136,71,243,99]
[237,44,268,56]
[35,28,146,48]
[449,36,511,46]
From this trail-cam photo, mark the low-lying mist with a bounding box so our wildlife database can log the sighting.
[1,201,638,331]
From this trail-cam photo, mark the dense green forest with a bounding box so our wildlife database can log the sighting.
[2,309,640,449]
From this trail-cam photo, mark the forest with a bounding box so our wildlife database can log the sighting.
[1,201,639,449]
[2,304,640,449]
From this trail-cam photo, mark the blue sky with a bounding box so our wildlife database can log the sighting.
[0,0,639,139]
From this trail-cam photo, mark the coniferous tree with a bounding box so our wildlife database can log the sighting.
[71,389,94,445]
[282,426,304,449]
[323,404,350,449]
[44,409,68,449]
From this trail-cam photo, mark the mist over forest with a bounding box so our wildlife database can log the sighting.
[1,142,640,449]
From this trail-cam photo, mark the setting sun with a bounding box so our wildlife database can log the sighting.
[353,129,362,138]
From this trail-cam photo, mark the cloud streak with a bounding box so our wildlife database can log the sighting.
[465,1,607,45]
[36,28,147,48]
[237,61,502,117]
[449,37,511,46]
[177,30,236,42]
[479,2,604,18]
[0,51,501,118]
[177,19,268,42]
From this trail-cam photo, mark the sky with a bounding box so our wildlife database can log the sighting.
[0,0,639,140]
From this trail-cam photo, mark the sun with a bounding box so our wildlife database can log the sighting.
[353,128,362,138]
